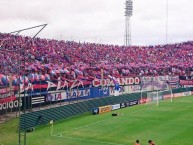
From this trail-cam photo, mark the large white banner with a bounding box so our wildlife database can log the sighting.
[140,76,169,91]
[129,85,141,93]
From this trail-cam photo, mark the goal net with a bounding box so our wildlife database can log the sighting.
[146,89,173,106]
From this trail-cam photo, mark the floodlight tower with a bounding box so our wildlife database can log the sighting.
[124,0,133,46]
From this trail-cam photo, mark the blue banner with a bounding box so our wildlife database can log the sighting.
[91,87,109,98]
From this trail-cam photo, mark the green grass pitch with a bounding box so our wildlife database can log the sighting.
[0,95,193,145]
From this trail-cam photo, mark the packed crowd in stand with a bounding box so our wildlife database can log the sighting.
[0,33,193,85]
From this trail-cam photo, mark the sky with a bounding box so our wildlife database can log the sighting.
[0,0,193,46]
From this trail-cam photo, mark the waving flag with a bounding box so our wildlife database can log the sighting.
[108,75,120,91]
[1,75,10,85]
[49,120,54,125]
[12,76,20,86]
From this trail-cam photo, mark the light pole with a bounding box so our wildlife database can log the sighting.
[124,0,133,46]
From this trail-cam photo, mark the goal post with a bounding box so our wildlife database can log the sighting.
[139,89,148,104]
[146,89,173,106]
[146,91,160,106]
[170,89,173,102]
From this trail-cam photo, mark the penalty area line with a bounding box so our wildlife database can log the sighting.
[52,133,125,145]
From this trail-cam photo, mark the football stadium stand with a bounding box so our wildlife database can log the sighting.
[0,33,193,86]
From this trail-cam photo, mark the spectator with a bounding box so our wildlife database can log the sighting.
[0,32,193,85]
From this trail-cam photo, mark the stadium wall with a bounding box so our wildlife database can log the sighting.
[19,87,193,130]
[19,92,142,130]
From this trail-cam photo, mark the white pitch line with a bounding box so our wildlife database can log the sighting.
[53,133,125,145]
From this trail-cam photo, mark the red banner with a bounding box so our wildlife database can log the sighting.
[0,96,16,103]
[180,80,193,85]
[0,88,10,94]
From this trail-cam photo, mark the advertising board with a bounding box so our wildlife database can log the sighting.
[126,100,139,107]
[173,93,183,98]
[152,96,163,101]
[111,104,121,110]
[163,94,172,99]
[183,91,191,96]
[98,105,112,114]
[93,108,99,115]
[120,102,127,108]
